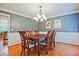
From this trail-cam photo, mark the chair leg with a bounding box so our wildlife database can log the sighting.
[34,43,37,52]
[21,47,25,56]
[50,42,52,50]
[46,45,48,54]
[54,41,55,48]
[45,46,48,54]
[42,45,44,49]
[27,48,30,56]
[51,41,55,49]
[21,48,23,56]
[51,42,54,49]
[22,48,25,56]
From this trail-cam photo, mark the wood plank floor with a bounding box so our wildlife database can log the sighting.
[8,42,79,56]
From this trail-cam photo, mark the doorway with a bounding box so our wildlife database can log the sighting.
[0,13,10,56]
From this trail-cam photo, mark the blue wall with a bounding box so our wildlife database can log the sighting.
[0,11,38,32]
[77,13,79,32]
[53,13,79,32]
[10,14,38,32]
[39,13,79,32]
[0,11,79,32]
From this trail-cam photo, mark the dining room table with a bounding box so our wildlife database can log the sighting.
[28,34,47,56]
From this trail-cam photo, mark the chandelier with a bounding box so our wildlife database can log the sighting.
[34,6,47,22]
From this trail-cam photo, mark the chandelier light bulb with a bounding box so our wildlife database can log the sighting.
[42,14,47,21]
[34,17,38,21]
[40,18,43,22]
[37,14,41,19]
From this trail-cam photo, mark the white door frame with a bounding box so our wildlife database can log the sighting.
[0,13,10,45]
[0,13,10,33]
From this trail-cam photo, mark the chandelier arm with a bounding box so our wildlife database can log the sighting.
[34,6,47,22]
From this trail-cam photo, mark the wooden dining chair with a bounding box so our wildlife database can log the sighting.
[19,31,36,56]
[52,30,56,48]
[46,30,56,49]
[39,30,56,54]
[35,30,39,36]
[39,30,52,54]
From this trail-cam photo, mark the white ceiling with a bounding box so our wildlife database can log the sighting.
[0,3,79,18]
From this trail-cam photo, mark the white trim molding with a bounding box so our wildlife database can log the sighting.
[47,10,79,18]
[0,7,79,19]
[0,7,33,19]
[0,13,10,46]
[0,13,10,33]
[0,13,10,16]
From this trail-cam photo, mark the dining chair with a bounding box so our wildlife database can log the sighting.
[52,30,56,48]
[35,30,39,36]
[46,30,56,49]
[19,31,36,56]
[39,30,56,54]
[26,31,37,44]
[39,30,52,54]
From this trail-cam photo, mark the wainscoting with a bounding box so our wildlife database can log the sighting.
[40,32,79,45]
[8,32,79,46]
[56,32,79,45]
[9,32,21,46]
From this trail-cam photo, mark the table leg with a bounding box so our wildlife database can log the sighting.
[38,39,40,56]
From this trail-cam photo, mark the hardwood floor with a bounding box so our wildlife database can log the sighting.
[8,42,79,56]
[1,40,79,56]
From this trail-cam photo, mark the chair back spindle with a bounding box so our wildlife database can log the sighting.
[19,31,29,48]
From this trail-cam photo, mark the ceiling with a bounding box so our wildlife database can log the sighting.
[0,3,79,18]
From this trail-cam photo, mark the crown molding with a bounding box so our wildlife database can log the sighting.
[0,12,10,17]
[0,7,33,19]
[47,10,79,18]
[0,7,79,19]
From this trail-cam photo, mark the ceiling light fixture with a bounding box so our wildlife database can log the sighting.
[34,6,47,22]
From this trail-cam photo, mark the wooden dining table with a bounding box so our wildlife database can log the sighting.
[28,34,46,56]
